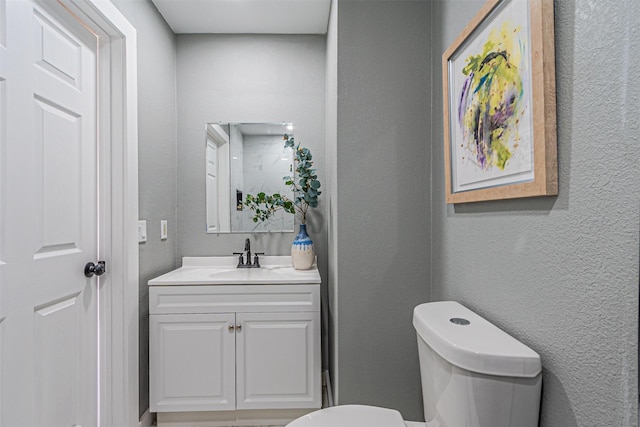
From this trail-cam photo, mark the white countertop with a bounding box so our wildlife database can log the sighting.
[148,256,321,286]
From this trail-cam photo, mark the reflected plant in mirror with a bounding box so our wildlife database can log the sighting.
[244,134,321,225]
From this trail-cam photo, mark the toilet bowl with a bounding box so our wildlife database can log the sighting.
[287,404,406,427]
[287,301,542,427]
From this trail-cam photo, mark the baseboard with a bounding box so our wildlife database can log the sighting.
[139,408,156,427]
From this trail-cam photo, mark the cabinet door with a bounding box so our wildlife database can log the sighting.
[150,313,236,412]
[236,312,321,410]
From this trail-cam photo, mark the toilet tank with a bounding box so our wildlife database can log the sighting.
[413,301,542,427]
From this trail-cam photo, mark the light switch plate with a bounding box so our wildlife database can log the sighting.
[160,220,168,240]
[138,220,147,243]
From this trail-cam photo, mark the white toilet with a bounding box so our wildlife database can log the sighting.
[288,301,542,427]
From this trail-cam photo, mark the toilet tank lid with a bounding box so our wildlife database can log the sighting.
[413,301,541,378]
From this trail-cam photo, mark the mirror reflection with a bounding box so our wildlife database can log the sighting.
[206,123,295,233]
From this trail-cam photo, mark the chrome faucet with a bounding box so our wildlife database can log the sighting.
[234,238,263,268]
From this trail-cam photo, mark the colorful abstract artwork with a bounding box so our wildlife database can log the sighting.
[443,0,557,204]
[458,22,526,172]
[449,0,534,193]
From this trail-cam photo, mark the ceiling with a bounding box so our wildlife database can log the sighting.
[151,0,332,34]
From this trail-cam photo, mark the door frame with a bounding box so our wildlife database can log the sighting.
[58,1,139,426]
[206,124,230,233]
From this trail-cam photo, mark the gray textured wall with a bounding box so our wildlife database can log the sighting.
[175,35,329,364]
[430,1,639,426]
[109,0,178,418]
[325,0,339,403]
[334,1,432,420]
[176,35,326,262]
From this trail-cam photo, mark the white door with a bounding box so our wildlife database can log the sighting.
[206,138,220,232]
[0,0,100,426]
[150,313,236,412]
[206,124,230,233]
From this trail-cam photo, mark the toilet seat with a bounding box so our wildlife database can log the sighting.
[287,405,406,427]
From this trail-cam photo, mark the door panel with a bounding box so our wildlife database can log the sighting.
[150,313,237,412]
[206,140,219,232]
[0,1,99,426]
[34,9,82,89]
[33,293,83,427]
[0,0,5,47]
[0,317,4,426]
[236,312,321,410]
[33,96,82,258]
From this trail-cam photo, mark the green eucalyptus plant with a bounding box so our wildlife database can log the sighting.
[244,134,321,225]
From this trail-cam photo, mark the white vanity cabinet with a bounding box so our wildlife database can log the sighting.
[148,257,322,426]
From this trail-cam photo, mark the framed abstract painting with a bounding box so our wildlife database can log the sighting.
[443,0,557,204]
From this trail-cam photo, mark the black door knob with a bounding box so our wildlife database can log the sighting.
[84,261,106,278]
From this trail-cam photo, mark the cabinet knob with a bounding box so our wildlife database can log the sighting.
[228,324,235,332]
[236,324,242,332]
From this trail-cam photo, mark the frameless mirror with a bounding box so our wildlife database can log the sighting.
[206,122,295,233]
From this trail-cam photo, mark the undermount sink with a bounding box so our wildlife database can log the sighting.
[148,256,319,285]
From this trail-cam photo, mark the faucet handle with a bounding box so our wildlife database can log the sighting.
[232,252,245,266]
[253,252,265,267]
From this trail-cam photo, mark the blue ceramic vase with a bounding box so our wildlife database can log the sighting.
[291,224,314,270]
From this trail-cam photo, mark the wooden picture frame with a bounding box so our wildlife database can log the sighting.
[443,0,557,204]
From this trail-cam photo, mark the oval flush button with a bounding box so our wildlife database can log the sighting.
[450,318,470,326]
